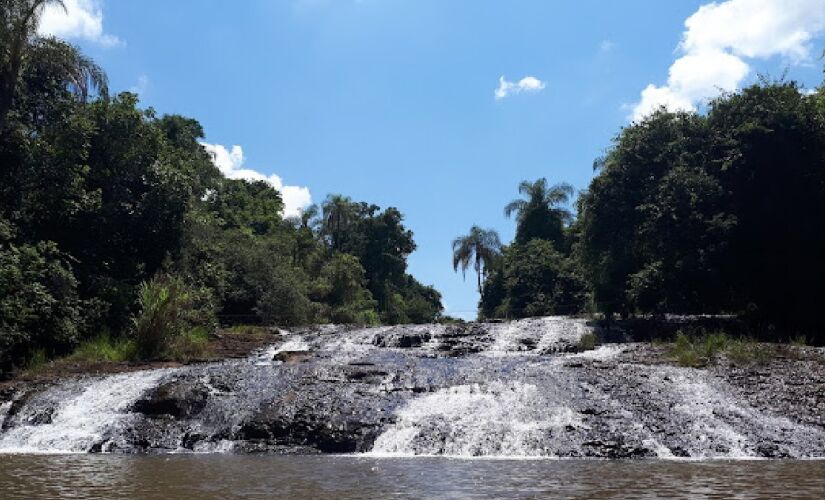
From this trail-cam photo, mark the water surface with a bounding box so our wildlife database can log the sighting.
[1,455,824,499]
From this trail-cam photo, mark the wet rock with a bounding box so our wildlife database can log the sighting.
[372,327,431,348]
[274,351,312,364]
[133,380,209,420]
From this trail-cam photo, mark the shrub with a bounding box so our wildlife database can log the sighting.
[576,332,599,352]
[132,274,214,359]
[0,237,84,375]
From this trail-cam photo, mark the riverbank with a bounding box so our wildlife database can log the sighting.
[0,327,283,391]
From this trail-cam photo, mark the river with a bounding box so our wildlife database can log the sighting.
[2,454,825,499]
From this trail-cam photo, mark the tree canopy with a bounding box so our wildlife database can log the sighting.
[0,18,442,375]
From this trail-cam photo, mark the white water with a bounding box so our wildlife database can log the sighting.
[0,369,171,453]
[255,336,311,365]
[2,317,823,459]
[370,382,583,457]
[485,317,589,357]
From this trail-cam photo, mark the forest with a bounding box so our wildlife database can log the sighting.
[459,76,825,344]
[0,2,442,374]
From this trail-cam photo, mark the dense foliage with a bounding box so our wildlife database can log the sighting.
[578,82,825,335]
[0,5,441,375]
[473,78,825,344]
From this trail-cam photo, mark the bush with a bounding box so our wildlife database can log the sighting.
[132,274,214,359]
[255,270,313,326]
[0,236,84,375]
[576,332,599,352]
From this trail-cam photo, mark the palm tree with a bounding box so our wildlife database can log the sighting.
[1,0,108,128]
[452,226,502,294]
[504,178,574,245]
[322,194,354,251]
[298,204,319,229]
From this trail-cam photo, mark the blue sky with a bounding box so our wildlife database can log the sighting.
[44,0,825,319]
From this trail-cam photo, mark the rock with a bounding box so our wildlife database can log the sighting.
[372,327,431,348]
[274,351,312,363]
[133,380,209,420]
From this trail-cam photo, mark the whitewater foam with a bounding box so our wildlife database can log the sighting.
[0,369,171,454]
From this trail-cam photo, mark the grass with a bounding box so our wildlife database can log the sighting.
[24,348,48,371]
[664,330,770,367]
[68,335,138,363]
[65,327,212,365]
[790,334,807,347]
[576,332,600,352]
[166,326,211,361]
[227,325,269,337]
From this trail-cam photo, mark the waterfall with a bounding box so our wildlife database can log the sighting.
[0,369,171,453]
[369,381,583,457]
[1,317,823,458]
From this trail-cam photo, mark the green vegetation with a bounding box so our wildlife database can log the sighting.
[466,177,586,319]
[0,1,442,377]
[452,226,502,294]
[576,332,599,353]
[227,325,270,337]
[68,335,137,363]
[464,78,825,347]
[131,275,212,359]
[665,331,770,368]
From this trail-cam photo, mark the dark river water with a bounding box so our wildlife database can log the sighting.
[1,455,824,499]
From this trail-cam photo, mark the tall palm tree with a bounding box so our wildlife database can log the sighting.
[298,204,319,229]
[1,0,108,129]
[504,178,574,245]
[322,194,354,251]
[452,226,502,294]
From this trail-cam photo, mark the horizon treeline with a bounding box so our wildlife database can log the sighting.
[466,76,825,343]
[0,7,442,374]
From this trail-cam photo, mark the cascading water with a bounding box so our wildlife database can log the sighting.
[0,316,823,458]
[0,369,172,453]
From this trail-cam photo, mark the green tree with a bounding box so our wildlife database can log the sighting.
[501,240,586,318]
[322,194,356,251]
[452,226,502,294]
[0,218,84,374]
[504,178,573,247]
[313,253,378,324]
[1,1,107,128]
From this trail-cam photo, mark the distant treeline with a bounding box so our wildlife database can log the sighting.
[459,76,825,343]
[0,3,441,374]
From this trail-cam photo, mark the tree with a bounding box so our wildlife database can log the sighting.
[452,226,502,294]
[504,178,573,247]
[321,194,355,251]
[1,1,107,129]
[500,240,586,318]
[312,253,378,324]
[1,218,84,374]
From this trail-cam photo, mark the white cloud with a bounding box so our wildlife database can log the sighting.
[129,75,149,95]
[495,75,546,100]
[37,0,121,47]
[630,0,825,121]
[200,142,313,218]
[599,40,616,52]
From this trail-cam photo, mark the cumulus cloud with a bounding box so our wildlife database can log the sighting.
[495,75,546,100]
[37,0,121,47]
[200,143,312,218]
[630,0,825,121]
